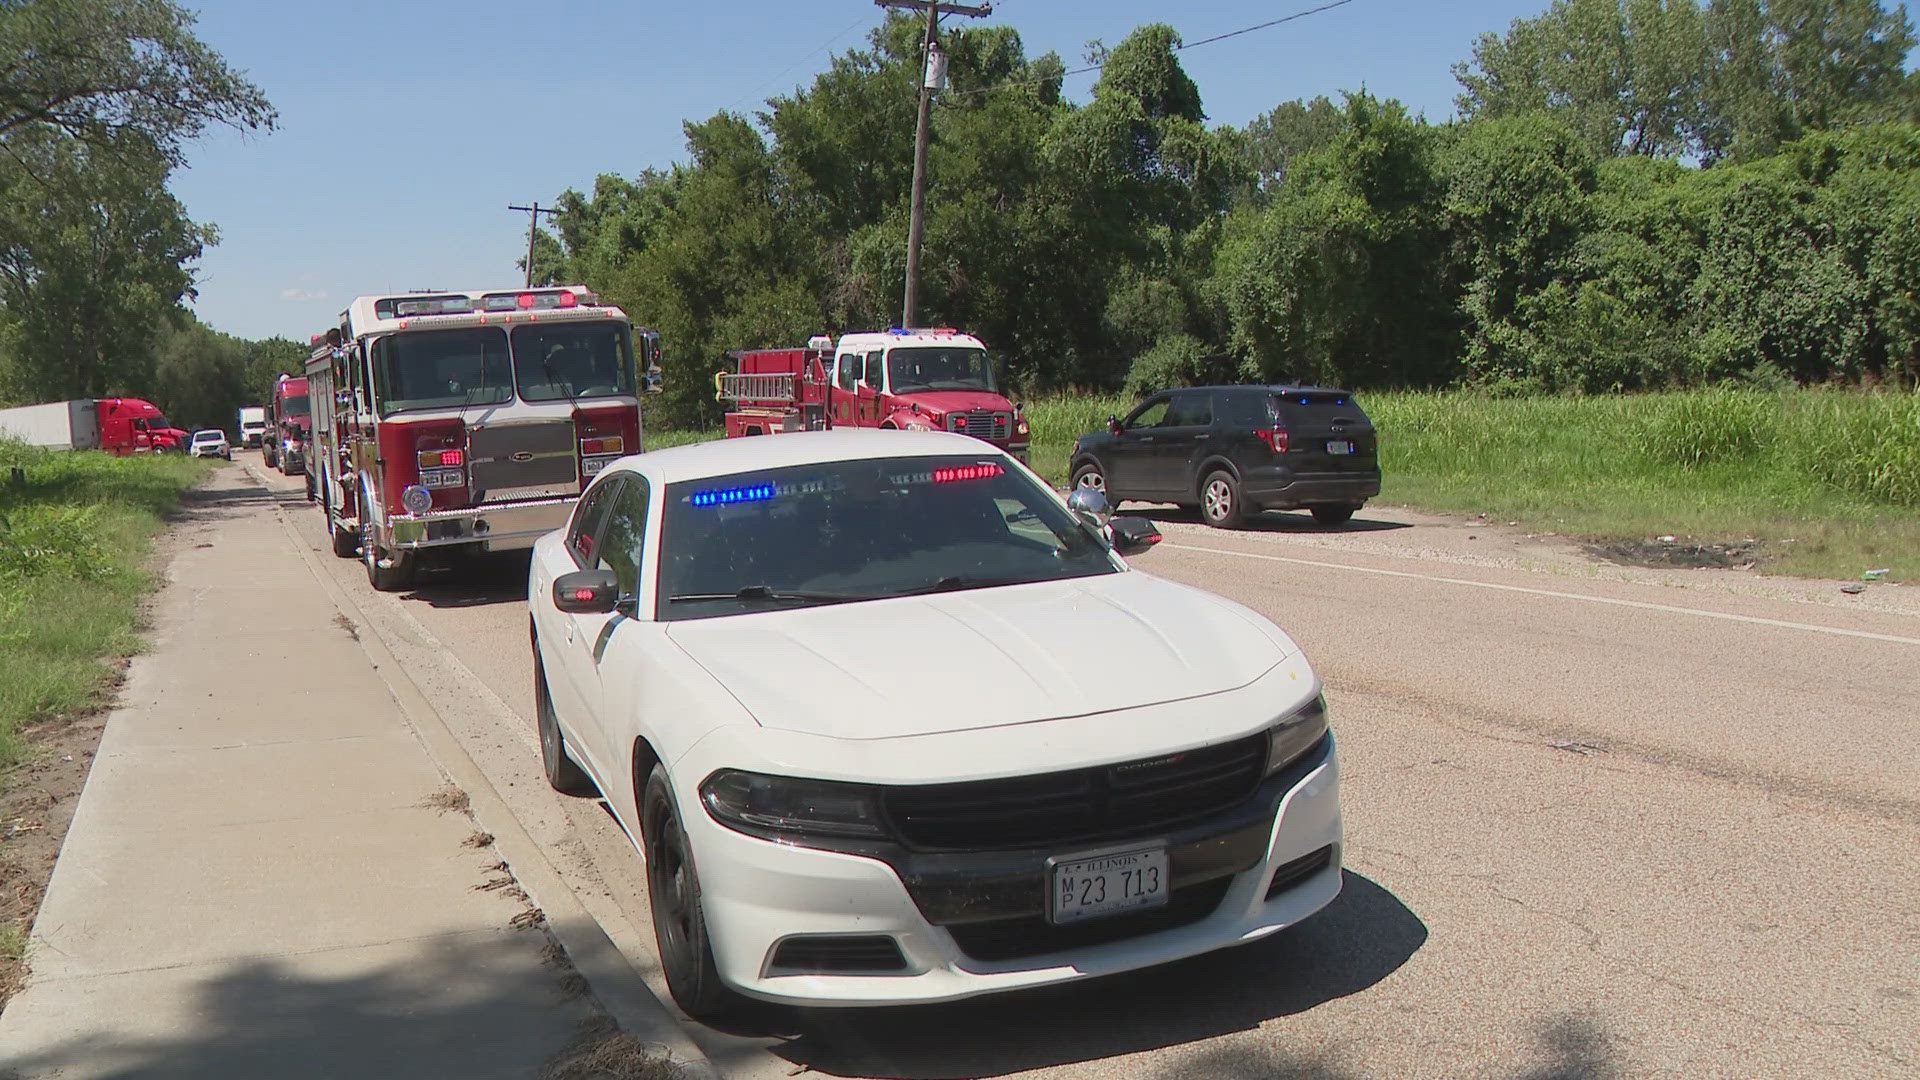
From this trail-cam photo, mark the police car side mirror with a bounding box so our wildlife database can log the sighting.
[553,569,620,614]
[1107,516,1162,557]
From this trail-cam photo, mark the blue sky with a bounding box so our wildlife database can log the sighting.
[173,0,1549,342]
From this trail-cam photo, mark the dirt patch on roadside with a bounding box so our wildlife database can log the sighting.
[1582,537,1766,570]
[0,705,111,1006]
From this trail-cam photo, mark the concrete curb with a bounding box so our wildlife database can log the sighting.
[244,463,722,1080]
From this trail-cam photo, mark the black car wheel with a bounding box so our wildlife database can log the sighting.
[1310,504,1357,525]
[1200,469,1247,529]
[1071,463,1113,505]
[533,646,596,796]
[642,764,741,1020]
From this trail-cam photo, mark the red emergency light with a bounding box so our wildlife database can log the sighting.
[933,463,1004,483]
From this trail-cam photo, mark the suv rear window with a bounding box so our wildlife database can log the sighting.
[1271,390,1369,428]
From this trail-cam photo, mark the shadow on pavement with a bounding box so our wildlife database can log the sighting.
[0,933,628,1080]
[753,871,1430,1079]
[1130,506,1412,535]
[1129,1013,1621,1080]
[402,551,534,609]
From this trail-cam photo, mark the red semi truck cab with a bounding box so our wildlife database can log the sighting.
[716,328,1030,463]
[304,285,663,592]
[96,398,187,454]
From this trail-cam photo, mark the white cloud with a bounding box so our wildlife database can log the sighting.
[279,287,329,302]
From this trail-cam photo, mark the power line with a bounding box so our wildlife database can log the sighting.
[945,0,1358,99]
[723,15,873,113]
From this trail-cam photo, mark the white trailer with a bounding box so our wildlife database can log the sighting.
[0,400,101,451]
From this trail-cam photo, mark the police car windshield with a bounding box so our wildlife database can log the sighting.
[512,323,638,402]
[656,454,1113,621]
[886,347,996,394]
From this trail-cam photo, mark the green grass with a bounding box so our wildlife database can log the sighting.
[0,442,210,769]
[647,388,1920,581]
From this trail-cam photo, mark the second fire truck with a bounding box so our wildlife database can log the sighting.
[305,285,661,591]
[714,327,1030,464]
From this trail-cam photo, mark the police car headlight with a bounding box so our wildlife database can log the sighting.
[400,485,433,514]
[1265,693,1328,777]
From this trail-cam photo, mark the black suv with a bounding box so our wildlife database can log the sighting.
[1069,385,1381,528]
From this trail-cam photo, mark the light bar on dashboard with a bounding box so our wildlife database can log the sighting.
[690,483,776,508]
[933,463,1004,483]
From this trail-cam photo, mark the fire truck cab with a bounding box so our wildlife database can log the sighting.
[305,285,662,591]
[717,328,1029,463]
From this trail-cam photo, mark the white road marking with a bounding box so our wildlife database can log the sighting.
[1162,542,1920,647]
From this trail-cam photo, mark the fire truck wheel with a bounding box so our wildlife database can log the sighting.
[363,539,415,592]
[534,648,596,797]
[642,764,741,1021]
[329,518,359,560]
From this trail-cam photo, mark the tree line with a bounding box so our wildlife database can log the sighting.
[526,0,1920,428]
[0,0,296,432]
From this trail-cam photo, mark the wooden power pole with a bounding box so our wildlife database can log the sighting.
[508,202,562,287]
[874,0,991,328]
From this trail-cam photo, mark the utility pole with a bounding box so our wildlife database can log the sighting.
[874,0,990,328]
[508,202,562,287]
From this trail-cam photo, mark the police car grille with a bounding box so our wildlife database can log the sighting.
[881,733,1268,851]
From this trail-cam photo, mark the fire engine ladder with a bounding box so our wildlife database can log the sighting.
[714,371,799,402]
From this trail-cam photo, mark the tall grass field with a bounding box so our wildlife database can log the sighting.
[649,388,1920,581]
[0,442,209,769]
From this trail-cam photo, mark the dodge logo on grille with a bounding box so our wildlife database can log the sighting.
[1114,752,1188,774]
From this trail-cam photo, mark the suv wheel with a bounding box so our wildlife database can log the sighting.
[1071,463,1112,505]
[1310,504,1357,525]
[1200,470,1246,529]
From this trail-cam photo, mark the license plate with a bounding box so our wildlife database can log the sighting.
[1326,440,1352,455]
[581,456,608,476]
[1050,846,1168,924]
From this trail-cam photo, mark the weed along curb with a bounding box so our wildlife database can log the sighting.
[248,464,720,1080]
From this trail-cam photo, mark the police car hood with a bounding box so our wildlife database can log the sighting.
[664,571,1295,740]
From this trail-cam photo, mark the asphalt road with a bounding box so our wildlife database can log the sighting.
[246,456,1919,1079]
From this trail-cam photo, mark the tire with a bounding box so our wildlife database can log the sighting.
[1199,469,1246,529]
[1310,505,1356,525]
[642,763,741,1021]
[329,515,360,559]
[362,534,414,592]
[1070,462,1113,505]
[533,645,596,796]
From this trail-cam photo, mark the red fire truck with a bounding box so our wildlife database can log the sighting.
[715,328,1030,464]
[262,374,310,475]
[304,285,662,591]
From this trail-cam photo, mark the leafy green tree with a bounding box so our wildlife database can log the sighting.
[0,0,275,161]
[0,133,213,401]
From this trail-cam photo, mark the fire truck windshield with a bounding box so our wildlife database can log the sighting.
[282,395,310,416]
[511,322,637,402]
[372,328,514,416]
[656,454,1114,621]
[886,347,996,394]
